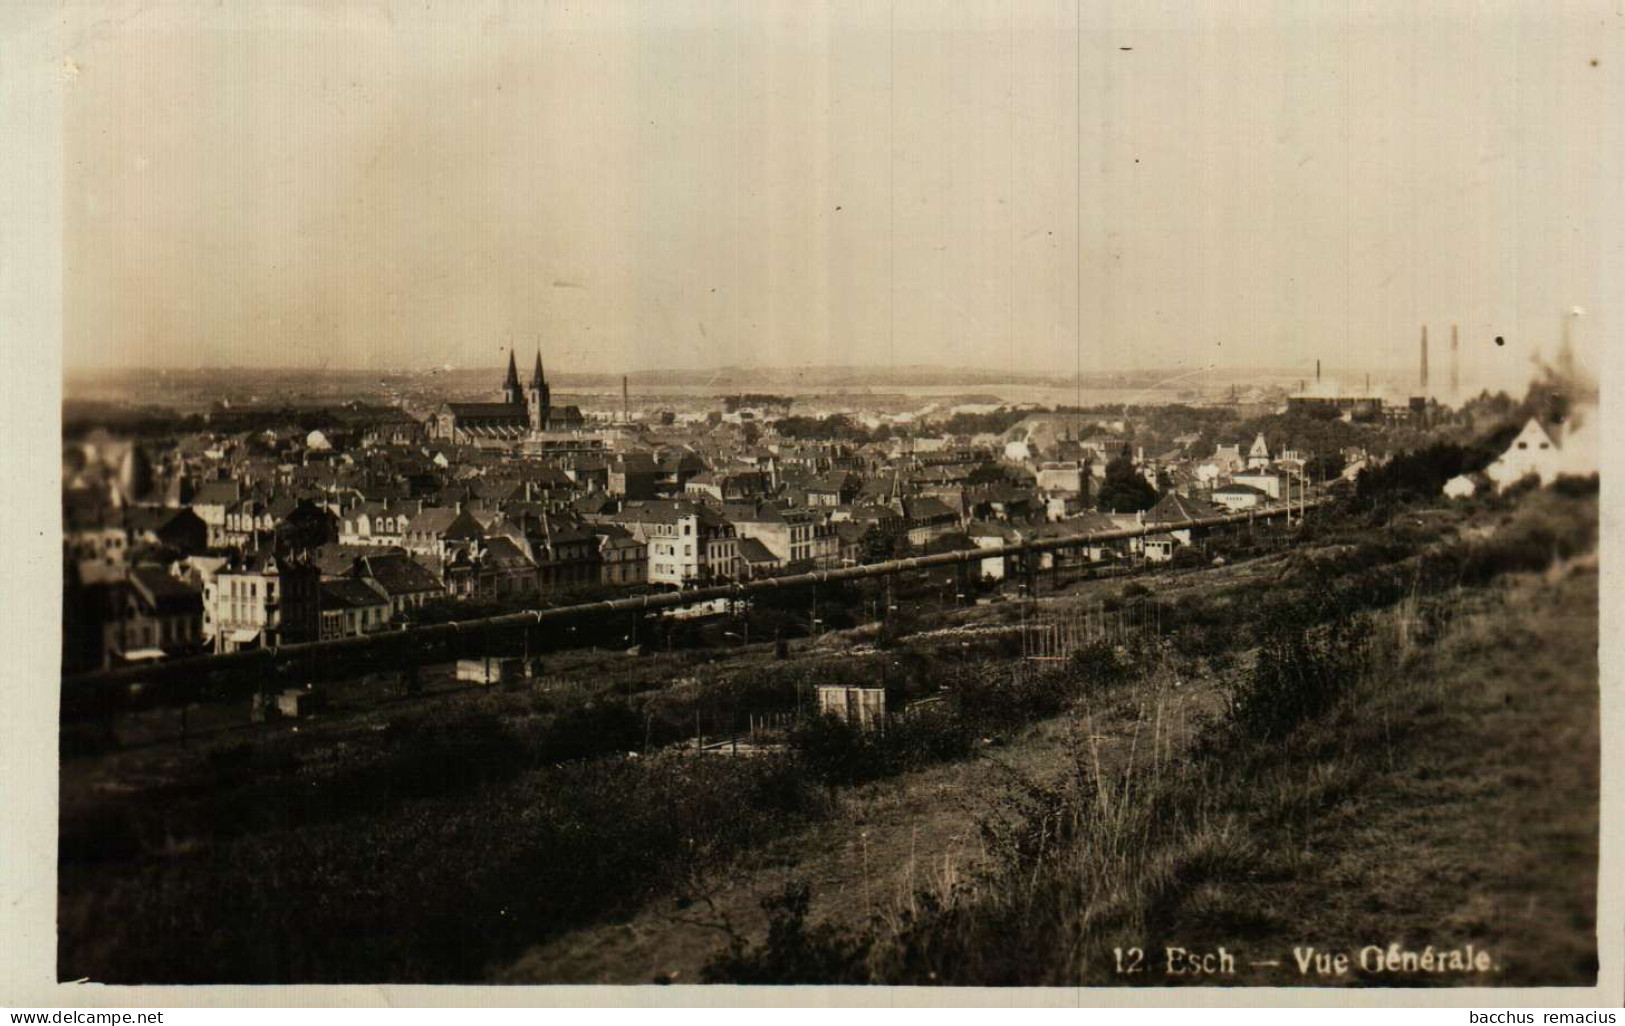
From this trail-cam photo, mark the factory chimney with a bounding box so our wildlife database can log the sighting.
[1419,325,1430,393]
[622,375,629,424]
[1316,359,1321,385]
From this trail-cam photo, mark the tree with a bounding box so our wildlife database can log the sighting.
[1095,446,1158,513]
[1304,451,1347,482]
[861,528,911,563]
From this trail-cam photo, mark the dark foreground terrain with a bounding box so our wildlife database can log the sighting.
[59,489,1598,985]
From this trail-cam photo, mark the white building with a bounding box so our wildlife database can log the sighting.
[1484,418,1562,492]
[1246,433,1271,470]
[1442,475,1478,500]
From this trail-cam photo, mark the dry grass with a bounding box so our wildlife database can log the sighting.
[847,557,1598,987]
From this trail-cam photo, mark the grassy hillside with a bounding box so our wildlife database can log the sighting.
[704,494,1599,986]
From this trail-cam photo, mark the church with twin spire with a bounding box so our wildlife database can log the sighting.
[431,348,585,442]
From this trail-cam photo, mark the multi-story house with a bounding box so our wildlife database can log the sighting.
[318,578,393,640]
[350,552,446,620]
[337,499,416,547]
[726,504,838,569]
[220,496,295,549]
[121,568,206,658]
[512,514,599,595]
[401,506,484,560]
[607,453,661,500]
[208,549,321,653]
[189,478,242,547]
[611,500,738,586]
[592,524,648,586]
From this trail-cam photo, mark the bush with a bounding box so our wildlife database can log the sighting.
[1550,473,1598,497]
[790,710,977,788]
[379,709,534,797]
[1226,598,1366,744]
[702,882,873,983]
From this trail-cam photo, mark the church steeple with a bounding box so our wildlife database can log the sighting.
[527,348,551,430]
[502,349,522,405]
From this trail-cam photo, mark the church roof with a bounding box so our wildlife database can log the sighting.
[445,402,527,419]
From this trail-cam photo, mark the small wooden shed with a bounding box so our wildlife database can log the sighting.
[816,685,887,731]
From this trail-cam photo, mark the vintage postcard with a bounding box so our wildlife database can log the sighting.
[2,0,1620,1009]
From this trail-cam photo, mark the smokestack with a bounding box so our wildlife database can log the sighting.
[1365,373,1371,394]
[622,375,629,424]
[1316,359,1321,384]
[1420,325,1430,392]
[1450,324,1459,396]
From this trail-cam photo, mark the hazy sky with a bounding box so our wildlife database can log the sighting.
[62,0,1619,389]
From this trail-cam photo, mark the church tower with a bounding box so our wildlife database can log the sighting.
[527,350,551,430]
[502,349,523,406]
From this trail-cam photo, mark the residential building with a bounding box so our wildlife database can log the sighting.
[612,500,739,586]
[318,578,392,640]
[1212,483,1268,511]
[351,552,446,619]
[592,524,648,586]
[209,550,321,652]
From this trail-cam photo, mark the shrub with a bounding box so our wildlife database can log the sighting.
[1551,474,1599,498]
[1226,598,1366,744]
[1069,639,1130,691]
[702,882,873,984]
[789,710,977,787]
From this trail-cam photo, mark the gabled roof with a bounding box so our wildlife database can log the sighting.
[320,577,390,610]
[442,510,486,541]
[309,543,378,578]
[1035,512,1118,538]
[1145,491,1223,523]
[903,496,959,521]
[736,536,781,565]
[192,479,242,506]
[124,506,199,534]
[591,523,643,547]
[724,502,788,525]
[481,535,536,569]
[404,507,461,535]
[128,567,203,615]
[1505,417,1558,452]
[353,553,444,595]
[966,520,1024,543]
[808,471,860,492]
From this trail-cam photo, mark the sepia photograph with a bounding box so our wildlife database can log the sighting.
[12,0,1619,1001]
